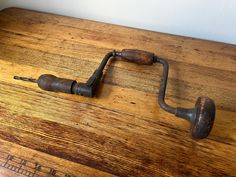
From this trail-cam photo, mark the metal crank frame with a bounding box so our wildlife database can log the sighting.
[14,49,216,139]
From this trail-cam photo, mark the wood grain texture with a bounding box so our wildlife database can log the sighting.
[0,7,235,177]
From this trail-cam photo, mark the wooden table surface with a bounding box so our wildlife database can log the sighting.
[0,8,235,177]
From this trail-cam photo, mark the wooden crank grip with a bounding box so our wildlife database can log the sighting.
[119,49,155,65]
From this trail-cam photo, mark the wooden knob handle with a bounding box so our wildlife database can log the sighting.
[175,96,216,139]
[120,49,155,65]
[191,96,216,139]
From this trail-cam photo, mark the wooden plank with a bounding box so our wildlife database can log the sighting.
[0,7,235,177]
[0,139,114,177]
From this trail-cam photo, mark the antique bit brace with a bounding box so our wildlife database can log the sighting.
[14,49,215,139]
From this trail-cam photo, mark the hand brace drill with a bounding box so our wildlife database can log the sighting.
[14,49,216,139]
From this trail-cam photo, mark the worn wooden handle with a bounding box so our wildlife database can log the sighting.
[37,74,76,93]
[120,49,155,65]
[191,96,216,139]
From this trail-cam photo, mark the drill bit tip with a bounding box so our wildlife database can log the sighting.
[13,76,37,83]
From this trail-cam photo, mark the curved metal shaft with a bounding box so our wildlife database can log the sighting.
[154,57,176,114]
[97,52,177,115]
